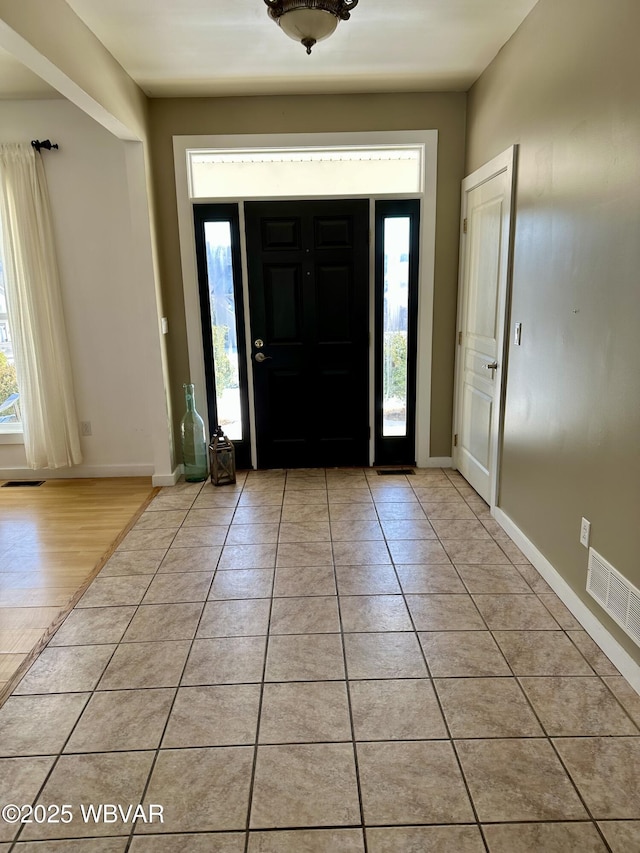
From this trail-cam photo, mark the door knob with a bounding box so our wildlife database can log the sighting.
[484,361,498,370]
[255,352,272,363]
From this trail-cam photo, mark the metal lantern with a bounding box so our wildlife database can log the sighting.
[209,426,236,487]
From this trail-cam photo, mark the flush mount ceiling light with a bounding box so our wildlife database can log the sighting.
[264,0,359,54]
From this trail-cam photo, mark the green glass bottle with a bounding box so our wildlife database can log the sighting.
[180,383,208,482]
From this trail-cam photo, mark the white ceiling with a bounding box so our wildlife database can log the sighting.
[1,0,539,99]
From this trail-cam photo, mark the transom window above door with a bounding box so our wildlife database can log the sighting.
[187,145,424,198]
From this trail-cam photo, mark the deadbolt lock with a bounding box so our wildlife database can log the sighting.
[254,339,264,349]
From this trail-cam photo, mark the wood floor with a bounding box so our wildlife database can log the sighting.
[0,478,157,700]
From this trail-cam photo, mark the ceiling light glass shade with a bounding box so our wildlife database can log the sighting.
[278,9,338,46]
[264,0,358,54]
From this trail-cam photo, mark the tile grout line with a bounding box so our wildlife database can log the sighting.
[545,740,615,852]
[121,476,236,851]
[512,672,616,852]
[120,480,210,851]
[368,470,619,843]
[331,469,369,853]
[463,478,617,841]
[447,470,617,848]
[7,614,144,847]
[404,473,491,852]
[2,468,639,848]
[5,485,189,849]
[242,470,279,853]
[366,471,490,843]
[458,477,639,737]
[448,475,576,846]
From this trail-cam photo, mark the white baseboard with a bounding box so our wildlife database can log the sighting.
[493,506,640,695]
[0,464,183,487]
[424,457,453,468]
[0,464,155,480]
[152,467,182,487]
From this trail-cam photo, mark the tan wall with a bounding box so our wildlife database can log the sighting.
[467,0,640,660]
[0,3,177,478]
[147,92,467,458]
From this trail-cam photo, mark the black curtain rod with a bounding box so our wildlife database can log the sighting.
[31,139,59,152]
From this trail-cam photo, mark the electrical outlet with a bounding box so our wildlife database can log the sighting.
[80,421,92,437]
[580,517,591,548]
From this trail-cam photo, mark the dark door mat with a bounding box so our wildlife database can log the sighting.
[376,469,415,475]
[1,480,45,487]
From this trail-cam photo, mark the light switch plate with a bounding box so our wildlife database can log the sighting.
[580,517,591,548]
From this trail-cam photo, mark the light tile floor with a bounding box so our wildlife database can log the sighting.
[1,468,640,851]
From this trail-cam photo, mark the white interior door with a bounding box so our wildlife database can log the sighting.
[454,147,516,505]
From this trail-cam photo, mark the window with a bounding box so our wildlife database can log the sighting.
[193,203,251,469]
[0,233,22,430]
[0,143,84,465]
[188,145,424,199]
[374,199,420,465]
[203,219,242,441]
[382,215,412,437]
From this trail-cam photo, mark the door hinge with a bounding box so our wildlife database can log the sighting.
[368,427,371,439]
[458,330,462,346]
[463,218,468,234]
[454,434,458,447]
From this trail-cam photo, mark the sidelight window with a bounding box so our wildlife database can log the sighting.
[382,216,411,437]
[203,220,242,440]
[193,204,251,468]
[375,200,420,465]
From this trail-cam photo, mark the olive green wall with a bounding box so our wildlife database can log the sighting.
[467,0,640,660]
[147,92,467,459]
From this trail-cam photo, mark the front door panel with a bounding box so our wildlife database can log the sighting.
[245,200,369,469]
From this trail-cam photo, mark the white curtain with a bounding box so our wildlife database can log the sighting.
[0,143,82,469]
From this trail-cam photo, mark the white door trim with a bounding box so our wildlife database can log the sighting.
[453,145,517,508]
[173,130,438,468]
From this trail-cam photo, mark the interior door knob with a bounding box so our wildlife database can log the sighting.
[484,361,498,370]
[255,352,272,363]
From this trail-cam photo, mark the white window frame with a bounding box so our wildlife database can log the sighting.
[173,130,438,468]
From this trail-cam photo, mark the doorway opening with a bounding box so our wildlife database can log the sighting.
[175,130,438,469]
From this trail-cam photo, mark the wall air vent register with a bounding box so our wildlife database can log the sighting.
[586,547,640,647]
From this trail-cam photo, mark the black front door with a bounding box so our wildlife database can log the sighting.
[245,199,370,469]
